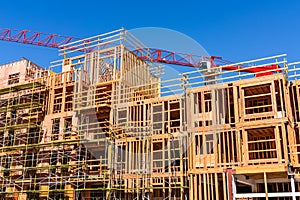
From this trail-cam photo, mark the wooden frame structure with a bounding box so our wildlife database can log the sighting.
[0,29,299,200]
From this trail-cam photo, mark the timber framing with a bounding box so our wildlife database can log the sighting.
[0,29,299,199]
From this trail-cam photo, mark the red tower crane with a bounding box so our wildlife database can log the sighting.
[0,28,281,76]
[133,48,281,77]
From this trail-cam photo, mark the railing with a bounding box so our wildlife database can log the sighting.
[288,61,300,80]
[182,54,287,89]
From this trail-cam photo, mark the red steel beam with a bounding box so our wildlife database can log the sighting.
[133,48,281,76]
[132,48,206,67]
[0,28,77,48]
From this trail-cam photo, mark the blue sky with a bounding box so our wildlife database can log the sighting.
[0,0,300,68]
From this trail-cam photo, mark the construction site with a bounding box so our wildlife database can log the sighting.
[0,27,300,200]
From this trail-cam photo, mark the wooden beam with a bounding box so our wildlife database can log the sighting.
[264,172,269,200]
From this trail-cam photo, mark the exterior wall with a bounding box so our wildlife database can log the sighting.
[0,58,47,88]
[0,54,298,199]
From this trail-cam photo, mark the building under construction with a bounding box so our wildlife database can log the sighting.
[1,28,300,199]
